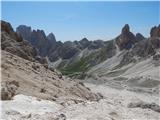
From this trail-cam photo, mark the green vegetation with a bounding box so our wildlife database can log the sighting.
[60,40,116,76]
[60,57,90,76]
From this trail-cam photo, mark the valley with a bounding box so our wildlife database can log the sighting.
[1,19,160,120]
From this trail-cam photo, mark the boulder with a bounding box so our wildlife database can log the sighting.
[1,81,19,100]
[128,101,160,113]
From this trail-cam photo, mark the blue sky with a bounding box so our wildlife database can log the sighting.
[1,1,160,41]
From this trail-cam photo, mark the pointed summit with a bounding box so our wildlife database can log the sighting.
[47,33,56,42]
[81,37,89,42]
[79,37,90,49]
[150,25,160,37]
[122,24,130,34]
[116,24,136,50]
[136,33,145,41]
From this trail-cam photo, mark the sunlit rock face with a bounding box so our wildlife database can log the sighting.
[150,25,160,38]
[116,24,136,50]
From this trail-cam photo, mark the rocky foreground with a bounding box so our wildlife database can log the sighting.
[1,82,160,120]
[1,51,160,120]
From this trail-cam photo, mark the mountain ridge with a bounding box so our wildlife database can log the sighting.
[1,20,160,120]
[15,22,160,78]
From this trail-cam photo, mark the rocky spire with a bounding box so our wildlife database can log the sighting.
[47,33,56,42]
[16,25,32,41]
[122,24,130,34]
[116,24,136,50]
[136,33,145,41]
[150,25,160,37]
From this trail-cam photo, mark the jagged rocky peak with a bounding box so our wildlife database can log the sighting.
[122,24,130,34]
[88,39,105,49]
[47,32,56,42]
[81,37,89,41]
[79,37,90,49]
[1,20,38,61]
[16,25,56,57]
[16,25,32,41]
[150,25,160,37]
[1,20,14,33]
[136,33,145,41]
[1,20,23,42]
[35,29,46,39]
[116,24,136,50]
[16,25,32,33]
[17,25,47,41]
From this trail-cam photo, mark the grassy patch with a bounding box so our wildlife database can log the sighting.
[60,57,90,75]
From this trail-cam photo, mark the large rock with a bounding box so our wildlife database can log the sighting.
[136,33,145,41]
[17,26,55,57]
[128,101,160,113]
[1,21,23,42]
[88,40,105,49]
[79,38,91,49]
[47,32,56,43]
[116,24,136,50]
[118,26,160,67]
[1,20,51,66]
[150,25,160,37]
[16,25,32,41]
[1,81,19,100]
[1,21,38,61]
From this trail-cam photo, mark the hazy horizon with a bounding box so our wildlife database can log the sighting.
[2,1,160,41]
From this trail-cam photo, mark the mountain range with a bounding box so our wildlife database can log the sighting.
[16,22,160,77]
[1,20,160,120]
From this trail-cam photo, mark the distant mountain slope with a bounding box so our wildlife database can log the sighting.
[87,25,160,93]
[16,26,105,62]
[59,24,160,78]
[16,22,160,80]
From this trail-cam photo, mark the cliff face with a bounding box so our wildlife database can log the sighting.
[1,21,37,62]
[150,25,160,38]
[115,24,137,50]
[16,25,105,63]
[15,22,160,78]
[16,26,54,57]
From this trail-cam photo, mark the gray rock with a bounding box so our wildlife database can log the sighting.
[1,81,19,100]
[128,101,160,113]
[55,114,66,120]
[150,25,160,37]
[116,24,136,50]
[136,33,145,41]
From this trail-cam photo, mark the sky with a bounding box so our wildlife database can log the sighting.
[1,1,160,41]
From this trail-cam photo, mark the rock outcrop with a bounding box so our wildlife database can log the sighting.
[128,101,160,113]
[1,81,19,100]
[1,21,49,65]
[150,25,160,37]
[16,25,55,57]
[1,50,102,101]
[116,24,136,50]
[136,33,145,41]
[16,25,32,41]
[47,33,56,43]
[16,25,105,62]
[1,21,37,61]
